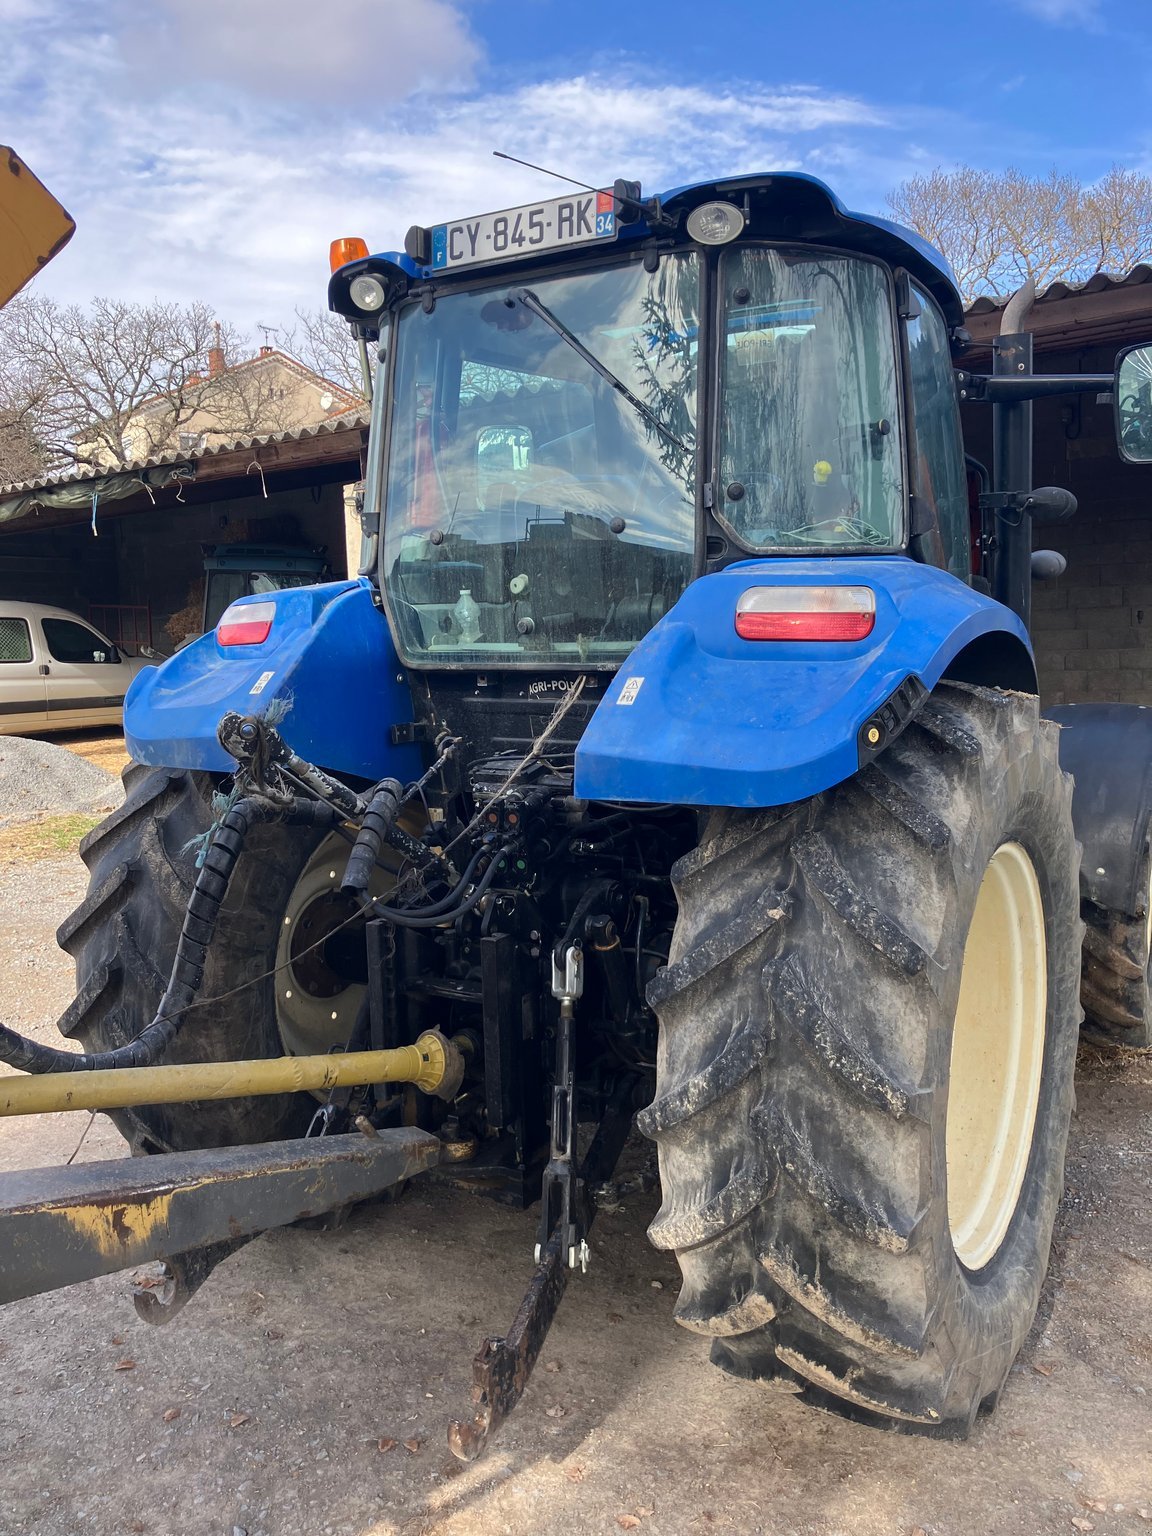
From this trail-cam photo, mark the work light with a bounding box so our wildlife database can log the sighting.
[349,274,387,312]
[686,201,745,245]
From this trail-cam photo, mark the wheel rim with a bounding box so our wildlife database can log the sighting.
[274,832,404,1058]
[946,841,1047,1271]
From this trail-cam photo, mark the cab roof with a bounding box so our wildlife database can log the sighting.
[656,172,962,323]
[333,171,963,328]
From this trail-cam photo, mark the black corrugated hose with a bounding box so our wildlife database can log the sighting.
[0,795,337,1076]
[339,778,404,899]
[2,766,510,1076]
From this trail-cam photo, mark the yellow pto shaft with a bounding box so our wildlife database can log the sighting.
[0,1030,464,1117]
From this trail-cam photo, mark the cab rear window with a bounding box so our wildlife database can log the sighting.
[0,618,32,663]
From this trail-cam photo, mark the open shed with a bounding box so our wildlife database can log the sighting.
[0,416,367,653]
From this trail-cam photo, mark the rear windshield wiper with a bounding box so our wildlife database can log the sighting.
[516,288,692,460]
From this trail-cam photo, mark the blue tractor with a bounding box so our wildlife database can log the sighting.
[6,173,1152,1452]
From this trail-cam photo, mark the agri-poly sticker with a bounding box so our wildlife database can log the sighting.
[617,676,644,706]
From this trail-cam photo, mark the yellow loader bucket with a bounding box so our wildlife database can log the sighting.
[0,146,75,306]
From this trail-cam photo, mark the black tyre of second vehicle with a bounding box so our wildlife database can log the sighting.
[641,683,1082,1434]
[1080,894,1152,1050]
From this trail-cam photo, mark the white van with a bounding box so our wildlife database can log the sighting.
[0,602,151,735]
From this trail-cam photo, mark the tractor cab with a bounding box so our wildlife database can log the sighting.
[331,173,977,673]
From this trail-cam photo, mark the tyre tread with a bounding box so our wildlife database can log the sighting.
[645,683,1081,1434]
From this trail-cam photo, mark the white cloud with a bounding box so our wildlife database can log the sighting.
[1,4,925,334]
[123,0,482,102]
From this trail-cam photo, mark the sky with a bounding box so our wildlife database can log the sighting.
[3,0,1150,338]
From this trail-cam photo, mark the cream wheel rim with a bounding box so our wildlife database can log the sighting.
[946,841,1047,1271]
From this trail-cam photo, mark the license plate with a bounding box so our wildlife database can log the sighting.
[431,191,616,270]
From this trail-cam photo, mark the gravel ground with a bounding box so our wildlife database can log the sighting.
[1,851,1151,1536]
[42,727,133,779]
[0,735,121,823]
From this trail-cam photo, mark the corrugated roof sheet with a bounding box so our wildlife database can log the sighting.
[0,412,369,501]
[965,264,1152,315]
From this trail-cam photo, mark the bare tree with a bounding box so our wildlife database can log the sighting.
[0,296,242,474]
[0,413,44,486]
[281,308,367,401]
[200,358,304,441]
[887,165,1152,300]
[1082,166,1152,277]
[0,357,50,484]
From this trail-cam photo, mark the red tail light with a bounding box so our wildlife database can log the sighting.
[735,586,875,642]
[217,600,275,646]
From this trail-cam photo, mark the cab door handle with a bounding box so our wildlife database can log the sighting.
[38,664,50,675]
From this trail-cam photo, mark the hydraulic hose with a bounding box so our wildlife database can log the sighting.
[388,843,490,920]
[0,795,336,1077]
[339,778,404,899]
[221,713,445,879]
[2,736,505,1079]
[553,878,618,968]
[369,849,508,929]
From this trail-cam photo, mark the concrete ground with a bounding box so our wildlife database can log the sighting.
[1,843,1150,1536]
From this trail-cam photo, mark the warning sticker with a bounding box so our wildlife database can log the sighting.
[250,670,275,695]
[617,676,644,706]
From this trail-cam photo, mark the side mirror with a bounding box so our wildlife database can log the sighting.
[1115,342,1152,464]
[1023,486,1077,524]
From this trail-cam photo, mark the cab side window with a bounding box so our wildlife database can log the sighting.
[906,284,970,580]
[42,618,117,664]
[0,618,32,663]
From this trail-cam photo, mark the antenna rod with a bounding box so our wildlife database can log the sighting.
[492,151,601,194]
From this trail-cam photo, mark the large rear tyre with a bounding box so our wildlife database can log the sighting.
[641,684,1081,1434]
[56,765,391,1154]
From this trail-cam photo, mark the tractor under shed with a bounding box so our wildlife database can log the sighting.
[0,416,367,653]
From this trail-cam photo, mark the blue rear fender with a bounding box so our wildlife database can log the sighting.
[574,557,1033,808]
[125,579,423,782]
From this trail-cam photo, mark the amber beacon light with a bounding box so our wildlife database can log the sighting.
[329,236,370,272]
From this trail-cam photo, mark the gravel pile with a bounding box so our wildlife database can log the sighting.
[0,736,122,824]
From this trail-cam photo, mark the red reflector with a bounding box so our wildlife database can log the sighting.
[217,601,275,646]
[734,585,876,642]
[735,610,875,641]
[218,618,273,645]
